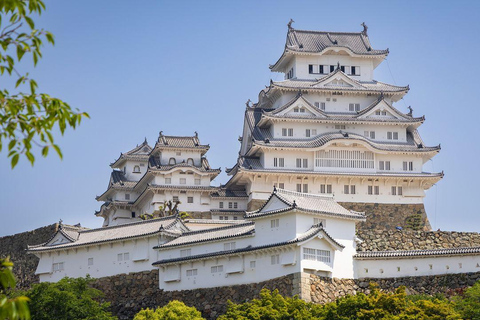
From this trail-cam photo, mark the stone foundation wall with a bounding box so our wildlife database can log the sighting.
[0,223,58,289]
[339,202,431,232]
[92,270,294,320]
[308,272,480,303]
[357,230,480,252]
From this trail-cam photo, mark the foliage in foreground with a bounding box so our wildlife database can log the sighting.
[0,257,30,320]
[24,276,116,320]
[133,301,204,320]
[218,286,461,320]
[0,0,89,168]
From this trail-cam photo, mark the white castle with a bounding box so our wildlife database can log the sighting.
[29,23,476,293]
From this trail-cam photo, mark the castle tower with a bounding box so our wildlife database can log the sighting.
[226,22,442,230]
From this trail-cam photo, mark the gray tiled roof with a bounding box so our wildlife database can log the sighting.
[148,157,220,173]
[153,224,342,266]
[247,188,365,221]
[110,170,137,188]
[155,222,255,249]
[110,139,152,167]
[285,28,388,55]
[252,131,440,153]
[355,247,480,260]
[210,189,248,198]
[155,132,209,150]
[28,216,182,252]
[271,78,407,93]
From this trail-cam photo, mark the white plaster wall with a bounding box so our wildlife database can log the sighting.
[210,199,248,211]
[160,150,203,167]
[356,255,480,279]
[123,161,148,181]
[159,249,300,291]
[36,237,160,282]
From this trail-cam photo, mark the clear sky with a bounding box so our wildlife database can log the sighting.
[1,0,479,236]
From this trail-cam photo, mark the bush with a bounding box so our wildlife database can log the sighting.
[25,276,116,320]
[134,301,204,320]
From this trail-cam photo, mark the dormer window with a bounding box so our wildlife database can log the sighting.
[300,108,305,113]
[169,158,176,165]
[375,110,387,116]
[294,107,299,112]
[133,165,141,173]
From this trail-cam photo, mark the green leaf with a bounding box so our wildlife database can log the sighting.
[53,144,63,159]
[11,154,19,168]
[29,79,37,94]
[45,31,55,45]
[8,140,16,151]
[41,146,49,157]
[24,16,35,29]
[17,45,26,61]
[26,151,35,165]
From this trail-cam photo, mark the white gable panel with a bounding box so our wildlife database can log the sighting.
[35,256,53,275]
[132,242,149,261]
[260,196,289,213]
[47,233,72,246]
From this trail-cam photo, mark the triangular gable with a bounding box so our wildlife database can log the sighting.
[126,141,152,155]
[45,230,75,247]
[311,70,365,90]
[269,93,327,118]
[357,99,409,120]
[258,193,291,213]
[298,229,344,252]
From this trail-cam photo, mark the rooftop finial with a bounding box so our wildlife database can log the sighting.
[287,19,295,29]
[361,22,368,35]
[407,106,413,116]
[159,131,163,137]
[194,131,198,138]
[336,62,341,71]
[273,185,277,192]
[143,137,148,144]
[59,219,63,227]
[292,200,297,208]
[245,99,251,108]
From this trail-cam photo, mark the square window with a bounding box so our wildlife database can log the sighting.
[271,254,280,265]
[194,178,201,185]
[271,219,279,228]
[186,269,197,277]
[279,183,285,189]
[250,261,256,268]
[219,202,224,209]
[187,197,193,203]
[228,202,233,209]
[312,129,317,135]
[165,178,172,184]
[180,178,186,184]
[173,196,179,202]
[180,249,191,257]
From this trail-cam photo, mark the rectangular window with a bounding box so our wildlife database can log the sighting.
[296,184,302,192]
[379,161,384,170]
[88,258,93,266]
[320,184,325,194]
[349,103,360,112]
[282,128,287,136]
[335,125,346,130]
[117,253,123,261]
[303,159,308,168]
[303,184,308,193]
[224,242,236,250]
[330,65,335,72]
[173,196,179,202]
[288,128,293,136]
[351,66,356,75]
[279,158,284,167]
[350,185,356,194]
[271,219,279,228]
[186,269,197,277]
[131,211,136,218]
[306,129,310,137]
[219,202,224,209]
[228,202,233,209]
[368,185,373,195]
[398,186,403,195]
[187,197,193,203]
[403,161,407,171]
[211,265,224,273]
[223,216,229,220]
[234,202,238,209]
[309,64,313,74]
[296,158,302,168]
[391,186,397,195]
[179,178,186,184]
[319,102,325,111]
[250,261,256,268]
[370,131,375,139]
[393,132,399,140]
[194,178,201,185]
[233,216,238,220]
[409,162,413,171]
[344,185,349,194]
[312,129,317,135]
[274,157,278,167]
[271,254,280,265]
[125,193,130,200]
[387,132,393,140]
[319,65,324,74]
[385,161,391,170]
[327,184,332,193]
[300,108,305,113]
[180,249,191,257]
[53,262,64,271]
[219,216,224,220]
[303,248,331,263]
[294,107,299,113]
[124,253,129,261]
[374,186,380,195]
[340,65,345,72]
[165,178,171,184]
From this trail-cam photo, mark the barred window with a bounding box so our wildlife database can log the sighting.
[303,248,331,263]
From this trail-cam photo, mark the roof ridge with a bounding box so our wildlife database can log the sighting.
[181,221,254,236]
[276,188,334,200]
[80,215,177,234]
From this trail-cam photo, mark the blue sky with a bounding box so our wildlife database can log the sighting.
[1,0,479,236]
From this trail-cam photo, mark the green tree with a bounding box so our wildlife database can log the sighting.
[455,280,480,319]
[25,276,116,320]
[0,257,30,320]
[133,301,204,320]
[0,0,89,168]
